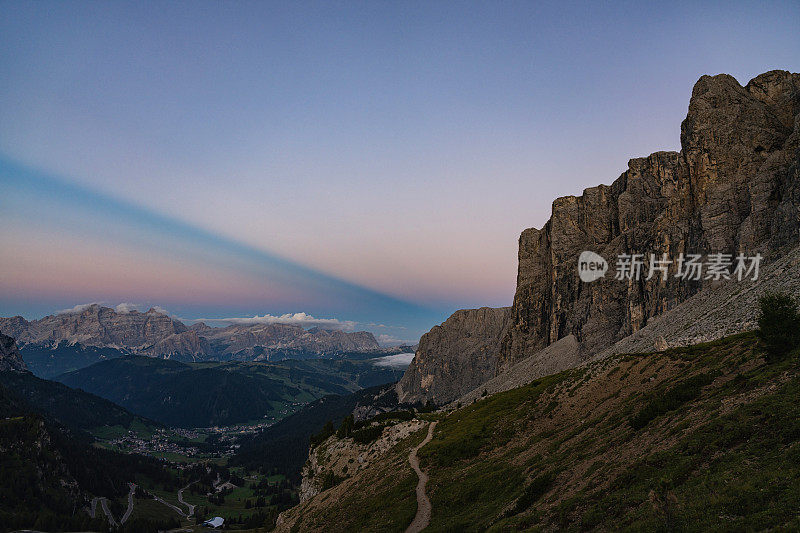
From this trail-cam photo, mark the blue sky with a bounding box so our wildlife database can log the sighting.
[1,1,799,341]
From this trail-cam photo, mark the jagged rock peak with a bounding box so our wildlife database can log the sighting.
[0,334,28,373]
[499,69,800,369]
[396,307,510,405]
[0,305,381,361]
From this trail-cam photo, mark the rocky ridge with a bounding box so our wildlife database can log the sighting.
[0,333,28,372]
[298,419,427,503]
[201,323,381,360]
[400,70,800,405]
[0,304,381,362]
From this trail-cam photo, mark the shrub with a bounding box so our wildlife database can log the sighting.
[418,400,436,413]
[320,470,345,491]
[757,292,800,362]
[351,425,384,444]
[310,420,335,447]
[630,373,716,430]
[336,415,354,438]
[506,472,554,516]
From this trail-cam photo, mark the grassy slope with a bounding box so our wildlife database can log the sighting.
[280,332,800,532]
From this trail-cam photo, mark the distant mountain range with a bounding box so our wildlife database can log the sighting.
[0,304,389,376]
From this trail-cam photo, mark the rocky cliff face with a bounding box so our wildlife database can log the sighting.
[500,70,800,369]
[146,330,212,361]
[201,323,380,360]
[400,70,800,404]
[396,307,509,404]
[0,334,28,373]
[0,304,188,351]
[297,419,427,503]
[0,304,381,362]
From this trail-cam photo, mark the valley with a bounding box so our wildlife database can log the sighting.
[55,355,405,427]
[1,66,798,532]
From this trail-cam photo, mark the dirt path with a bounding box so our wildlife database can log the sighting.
[405,421,437,533]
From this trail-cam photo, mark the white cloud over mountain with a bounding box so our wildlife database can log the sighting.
[199,312,358,331]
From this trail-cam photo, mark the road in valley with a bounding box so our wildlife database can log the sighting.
[153,494,189,517]
[99,497,118,527]
[178,483,196,516]
[120,483,136,524]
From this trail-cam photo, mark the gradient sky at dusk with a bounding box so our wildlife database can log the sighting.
[1,1,799,341]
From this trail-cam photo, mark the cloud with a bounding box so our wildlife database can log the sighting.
[372,352,415,368]
[196,312,358,331]
[57,302,101,314]
[377,334,403,345]
[57,302,173,316]
[363,323,407,330]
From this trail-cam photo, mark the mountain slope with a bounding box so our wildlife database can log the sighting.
[19,341,128,378]
[0,374,178,531]
[0,370,157,436]
[276,332,800,531]
[1,305,189,351]
[56,356,405,428]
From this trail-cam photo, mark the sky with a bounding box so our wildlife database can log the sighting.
[1,1,799,342]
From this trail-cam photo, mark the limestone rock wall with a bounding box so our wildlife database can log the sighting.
[499,70,800,368]
[399,70,800,404]
[396,307,509,404]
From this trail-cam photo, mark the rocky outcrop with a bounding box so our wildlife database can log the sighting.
[299,419,427,502]
[454,242,800,407]
[0,334,28,373]
[145,330,212,361]
[400,70,800,404]
[500,70,800,369]
[396,307,510,404]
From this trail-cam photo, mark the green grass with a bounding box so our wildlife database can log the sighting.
[128,497,183,522]
[580,374,800,531]
[149,489,182,509]
[422,332,799,531]
[420,372,569,468]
